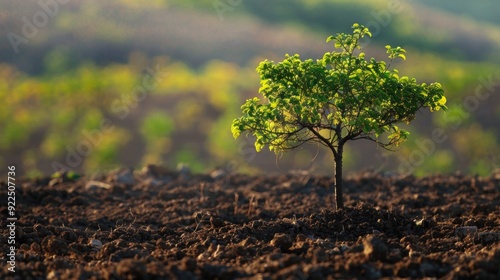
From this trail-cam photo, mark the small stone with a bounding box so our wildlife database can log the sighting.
[89,239,103,250]
[210,169,226,180]
[363,235,388,260]
[112,168,137,185]
[270,233,293,251]
[478,232,500,243]
[447,203,464,218]
[454,226,478,238]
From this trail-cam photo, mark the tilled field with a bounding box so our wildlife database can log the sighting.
[1,166,500,279]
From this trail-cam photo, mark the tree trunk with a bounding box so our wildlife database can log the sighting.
[334,145,344,210]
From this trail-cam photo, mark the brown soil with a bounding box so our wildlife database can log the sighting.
[2,167,500,279]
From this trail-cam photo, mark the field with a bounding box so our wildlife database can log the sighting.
[2,1,500,279]
[2,167,500,279]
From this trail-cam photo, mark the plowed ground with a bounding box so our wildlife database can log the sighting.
[1,168,500,279]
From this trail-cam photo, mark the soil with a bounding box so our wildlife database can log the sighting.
[2,166,500,279]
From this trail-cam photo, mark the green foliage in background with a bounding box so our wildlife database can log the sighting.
[0,54,257,175]
[140,111,175,165]
[420,0,500,26]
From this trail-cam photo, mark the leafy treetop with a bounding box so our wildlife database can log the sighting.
[232,23,447,157]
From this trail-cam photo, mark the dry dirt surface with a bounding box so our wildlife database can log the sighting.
[1,166,500,279]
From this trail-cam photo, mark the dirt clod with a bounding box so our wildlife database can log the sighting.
[42,236,68,255]
[270,233,293,252]
[363,235,388,260]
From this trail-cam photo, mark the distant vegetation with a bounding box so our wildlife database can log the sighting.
[1,0,499,176]
[420,0,500,26]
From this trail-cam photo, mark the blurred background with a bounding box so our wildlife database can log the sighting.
[1,0,499,178]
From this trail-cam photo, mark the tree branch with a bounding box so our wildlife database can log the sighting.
[307,127,337,158]
[350,134,400,151]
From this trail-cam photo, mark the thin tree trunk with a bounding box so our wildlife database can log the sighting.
[334,144,344,210]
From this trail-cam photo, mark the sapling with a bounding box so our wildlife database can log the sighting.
[231,24,447,209]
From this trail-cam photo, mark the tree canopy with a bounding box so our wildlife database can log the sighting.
[232,23,447,157]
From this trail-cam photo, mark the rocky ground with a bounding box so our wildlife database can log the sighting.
[1,166,500,279]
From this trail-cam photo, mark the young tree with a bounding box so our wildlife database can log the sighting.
[231,24,447,209]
